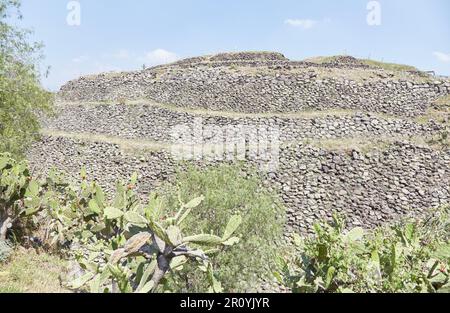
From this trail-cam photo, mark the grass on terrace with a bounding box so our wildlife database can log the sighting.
[58,99,385,120]
[0,248,68,293]
[42,128,448,157]
[144,101,360,119]
[361,59,419,72]
[298,132,449,152]
[40,129,169,152]
[414,95,450,125]
[304,55,419,72]
[415,111,449,125]
[434,94,450,110]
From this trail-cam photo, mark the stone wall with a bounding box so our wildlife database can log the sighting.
[28,136,450,235]
[44,102,445,144]
[58,52,450,117]
[27,51,450,236]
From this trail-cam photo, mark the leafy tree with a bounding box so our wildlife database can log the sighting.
[0,0,52,158]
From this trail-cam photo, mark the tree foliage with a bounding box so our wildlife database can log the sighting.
[0,0,52,157]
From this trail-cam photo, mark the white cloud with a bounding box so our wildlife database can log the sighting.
[284,19,318,30]
[433,51,450,63]
[142,49,179,65]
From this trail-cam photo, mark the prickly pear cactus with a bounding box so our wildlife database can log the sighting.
[62,174,243,293]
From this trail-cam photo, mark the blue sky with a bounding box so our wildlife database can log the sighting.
[15,0,450,90]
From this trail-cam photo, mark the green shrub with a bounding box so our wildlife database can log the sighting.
[161,164,285,292]
[277,206,450,293]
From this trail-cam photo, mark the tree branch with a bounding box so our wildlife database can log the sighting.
[0,216,12,241]
[150,254,170,292]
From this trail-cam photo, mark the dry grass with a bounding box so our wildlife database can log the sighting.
[42,126,446,157]
[414,96,450,125]
[76,71,128,80]
[212,61,433,83]
[415,111,449,126]
[360,59,418,72]
[0,248,69,293]
[148,101,359,119]
[301,55,432,82]
[41,129,169,153]
[60,54,436,92]
[296,137,392,153]
[433,95,450,110]
[303,55,344,64]
[57,99,362,119]
[56,99,407,128]
[294,134,446,153]
[304,55,418,72]
[41,129,270,156]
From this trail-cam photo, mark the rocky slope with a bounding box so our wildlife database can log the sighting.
[29,51,450,235]
[58,52,450,117]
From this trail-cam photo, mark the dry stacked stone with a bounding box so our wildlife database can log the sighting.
[43,102,446,143]
[28,51,450,235]
[28,136,450,234]
[58,52,450,117]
